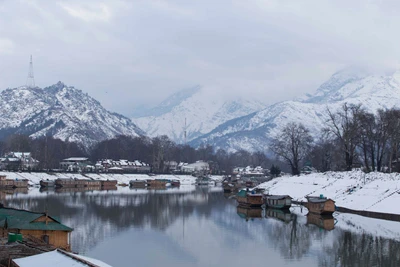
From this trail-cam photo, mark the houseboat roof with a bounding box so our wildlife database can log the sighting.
[12,249,112,267]
[264,195,292,200]
[0,207,73,232]
[306,196,335,203]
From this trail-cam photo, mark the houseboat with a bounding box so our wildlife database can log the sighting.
[264,195,292,209]
[236,189,263,207]
[223,180,243,193]
[146,179,169,188]
[306,213,335,230]
[54,178,102,188]
[100,179,118,188]
[39,179,55,188]
[0,179,28,189]
[237,206,263,220]
[265,208,293,223]
[129,179,147,188]
[306,195,336,215]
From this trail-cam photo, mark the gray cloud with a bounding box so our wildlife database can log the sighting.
[0,0,400,115]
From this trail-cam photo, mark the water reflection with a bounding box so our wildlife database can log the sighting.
[1,188,400,267]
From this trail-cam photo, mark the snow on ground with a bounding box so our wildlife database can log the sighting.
[257,171,400,214]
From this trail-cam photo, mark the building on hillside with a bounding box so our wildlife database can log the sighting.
[0,205,73,250]
[95,159,151,173]
[181,161,210,174]
[59,157,91,172]
[11,249,112,267]
[0,152,39,171]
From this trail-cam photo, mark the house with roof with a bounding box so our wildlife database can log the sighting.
[59,157,91,172]
[95,159,151,173]
[0,152,39,171]
[0,205,73,250]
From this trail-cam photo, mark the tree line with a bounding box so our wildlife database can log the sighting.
[272,103,400,175]
[0,133,286,174]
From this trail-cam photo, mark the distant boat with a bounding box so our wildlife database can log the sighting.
[170,180,181,187]
[129,179,147,188]
[39,179,55,188]
[236,189,263,207]
[264,195,292,209]
[306,195,335,215]
[146,179,169,188]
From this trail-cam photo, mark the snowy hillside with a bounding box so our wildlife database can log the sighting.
[132,86,266,144]
[191,69,400,152]
[0,82,144,148]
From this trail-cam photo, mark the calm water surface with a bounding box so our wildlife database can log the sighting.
[2,186,400,267]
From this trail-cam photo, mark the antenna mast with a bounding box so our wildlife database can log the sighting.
[26,55,35,88]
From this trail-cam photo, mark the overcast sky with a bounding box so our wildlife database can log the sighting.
[1,0,400,116]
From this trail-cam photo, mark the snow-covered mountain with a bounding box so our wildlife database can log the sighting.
[190,68,400,152]
[132,86,266,143]
[0,82,144,148]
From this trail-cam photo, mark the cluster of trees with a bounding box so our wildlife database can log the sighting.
[272,103,400,175]
[0,133,286,174]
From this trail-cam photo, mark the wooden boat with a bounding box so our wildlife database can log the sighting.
[40,179,55,188]
[237,206,263,220]
[0,179,28,189]
[55,178,102,188]
[146,179,168,188]
[100,180,117,188]
[306,195,335,215]
[236,189,263,207]
[265,208,293,223]
[264,195,292,209]
[306,213,335,230]
[129,179,147,188]
[170,180,181,187]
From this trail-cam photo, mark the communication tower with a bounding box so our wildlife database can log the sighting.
[26,55,35,88]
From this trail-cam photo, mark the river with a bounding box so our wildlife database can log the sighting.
[1,186,400,267]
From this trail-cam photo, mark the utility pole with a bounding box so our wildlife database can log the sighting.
[26,55,35,88]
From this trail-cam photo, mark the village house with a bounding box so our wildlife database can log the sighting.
[95,159,151,173]
[181,161,210,174]
[59,157,91,172]
[0,152,39,171]
[0,205,73,250]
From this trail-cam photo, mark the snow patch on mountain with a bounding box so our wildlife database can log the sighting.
[191,68,400,152]
[0,82,144,148]
[132,86,266,143]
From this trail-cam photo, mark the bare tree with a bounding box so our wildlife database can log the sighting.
[270,122,313,175]
[324,103,362,171]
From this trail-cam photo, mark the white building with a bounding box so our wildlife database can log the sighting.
[0,152,39,170]
[181,161,210,174]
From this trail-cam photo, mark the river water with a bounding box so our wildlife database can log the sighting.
[2,186,400,267]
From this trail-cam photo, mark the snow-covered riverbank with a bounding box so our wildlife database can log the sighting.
[0,171,224,186]
[257,171,400,215]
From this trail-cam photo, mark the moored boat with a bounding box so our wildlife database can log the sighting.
[146,179,168,188]
[40,179,55,188]
[129,179,147,188]
[100,179,118,188]
[264,195,292,209]
[306,195,335,215]
[171,180,181,187]
[236,189,263,207]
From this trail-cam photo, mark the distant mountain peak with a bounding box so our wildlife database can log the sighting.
[0,83,144,149]
[132,85,266,143]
